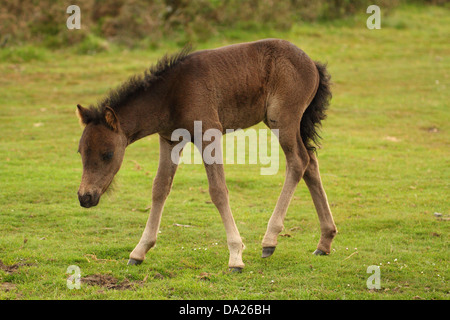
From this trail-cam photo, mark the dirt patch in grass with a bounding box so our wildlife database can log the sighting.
[0,260,32,274]
[0,260,20,274]
[81,274,137,290]
[0,282,17,292]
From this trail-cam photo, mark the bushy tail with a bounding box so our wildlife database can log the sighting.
[300,61,332,152]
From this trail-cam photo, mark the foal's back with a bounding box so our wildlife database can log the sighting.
[165,39,319,133]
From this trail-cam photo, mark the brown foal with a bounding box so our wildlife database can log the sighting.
[76,39,337,271]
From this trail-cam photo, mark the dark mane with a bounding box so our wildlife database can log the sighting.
[88,45,193,121]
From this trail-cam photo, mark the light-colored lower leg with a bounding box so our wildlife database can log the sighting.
[261,131,309,256]
[129,137,178,263]
[303,154,337,254]
[204,162,245,269]
[261,166,302,249]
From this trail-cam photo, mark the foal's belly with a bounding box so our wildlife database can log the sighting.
[217,93,267,131]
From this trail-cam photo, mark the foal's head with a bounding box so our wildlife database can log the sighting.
[76,104,127,208]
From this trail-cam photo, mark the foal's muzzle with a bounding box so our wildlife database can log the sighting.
[78,191,100,208]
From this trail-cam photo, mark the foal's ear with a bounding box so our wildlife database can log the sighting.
[76,104,91,127]
[104,106,120,132]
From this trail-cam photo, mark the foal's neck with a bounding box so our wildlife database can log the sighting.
[117,89,169,145]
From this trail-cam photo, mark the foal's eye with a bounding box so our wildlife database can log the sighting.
[102,151,114,161]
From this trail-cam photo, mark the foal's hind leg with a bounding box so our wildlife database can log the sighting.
[128,136,178,265]
[261,128,310,257]
[303,152,337,255]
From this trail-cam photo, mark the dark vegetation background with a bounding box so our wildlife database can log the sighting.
[0,0,446,51]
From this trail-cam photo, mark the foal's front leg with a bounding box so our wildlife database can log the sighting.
[204,162,245,271]
[128,136,178,265]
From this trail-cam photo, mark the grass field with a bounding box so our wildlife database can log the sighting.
[0,4,448,300]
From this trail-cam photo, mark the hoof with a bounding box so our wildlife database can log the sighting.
[229,267,243,273]
[313,249,328,256]
[127,258,143,265]
[262,247,276,258]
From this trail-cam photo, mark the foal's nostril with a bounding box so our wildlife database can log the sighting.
[85,193,92,202]
[78,192,93,207]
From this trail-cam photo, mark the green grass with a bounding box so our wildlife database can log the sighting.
[0,4,448,300]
